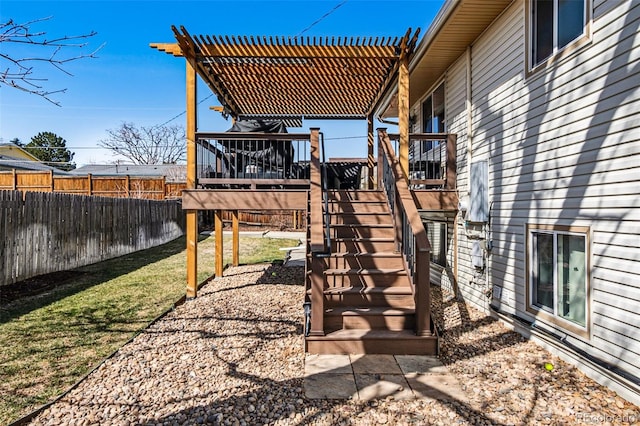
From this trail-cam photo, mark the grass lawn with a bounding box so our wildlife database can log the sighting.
[0,234,300,425]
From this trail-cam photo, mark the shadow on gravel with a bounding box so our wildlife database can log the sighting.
[142,268,515,426]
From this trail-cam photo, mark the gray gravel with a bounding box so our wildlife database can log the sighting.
[29,264,638,425]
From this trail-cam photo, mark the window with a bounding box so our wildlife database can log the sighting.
[424,220,447,267]
[411,82,446,186]
[528,225,589,335]
[422,83,445,135]
[530,0,589,68]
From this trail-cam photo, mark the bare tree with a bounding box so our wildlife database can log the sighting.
[0,16,102,106]
[100,122,186,164]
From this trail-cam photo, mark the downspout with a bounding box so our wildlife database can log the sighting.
[466,45,473,196]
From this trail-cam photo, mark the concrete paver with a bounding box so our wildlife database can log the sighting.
[350,354,403,374]
[355,374,413,401]
[304,354,467,402]
[304,354,352,375]
[395,354,450,374]
[304,374,358,400]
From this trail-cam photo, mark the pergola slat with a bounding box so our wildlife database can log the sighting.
[151,26,417,119]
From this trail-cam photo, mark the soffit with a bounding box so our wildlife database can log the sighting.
[382,0,513,117]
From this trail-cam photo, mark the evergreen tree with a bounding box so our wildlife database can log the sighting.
[25,132,76,171]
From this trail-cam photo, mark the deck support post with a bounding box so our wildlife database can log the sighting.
[415,249,432,336]
[367,114,375,189]
[398,51,410,181]
[232,210,239,266]
[186,211,198,298]
[186,56,198,297]
[215,210,224,277]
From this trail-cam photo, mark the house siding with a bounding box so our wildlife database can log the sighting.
[413,0,640,383]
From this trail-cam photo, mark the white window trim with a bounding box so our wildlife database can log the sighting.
[526,223,591,339]
[526,0,593,75]
[424,219,448,267]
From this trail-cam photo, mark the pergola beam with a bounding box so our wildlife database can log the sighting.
[151,27,419,120]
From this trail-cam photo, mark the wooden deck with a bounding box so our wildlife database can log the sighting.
[178,129,457,355]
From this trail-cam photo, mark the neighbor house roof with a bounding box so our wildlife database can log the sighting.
[0,143,41,162]
[151,27,420,120]
[72,164,186,182]
[0,143,67,173]
[378,0,513,117]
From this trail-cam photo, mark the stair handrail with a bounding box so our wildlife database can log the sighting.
[377,128,433,337]
[308,128,326,336]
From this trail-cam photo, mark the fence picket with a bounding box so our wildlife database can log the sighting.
[0,190,185,286]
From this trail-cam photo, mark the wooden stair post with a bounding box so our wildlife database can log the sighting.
[308,128,325,336]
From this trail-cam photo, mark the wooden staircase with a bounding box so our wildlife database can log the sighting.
[305,190,438,355]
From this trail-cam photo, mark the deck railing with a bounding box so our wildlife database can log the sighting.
[195,132,311,189]
[378,128,433,337]
[387,133,457,190]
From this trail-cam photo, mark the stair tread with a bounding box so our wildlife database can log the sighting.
[327,211,390,215]
[331,237,395,241]
[325,306,415,316]
[324,268,406,275]
[306,329,433,340]
[323,286,411,295]
[325,252,402,258]
[330,223,393,228]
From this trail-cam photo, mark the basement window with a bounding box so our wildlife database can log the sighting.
[527,224,590,337]
[424,220,447,267]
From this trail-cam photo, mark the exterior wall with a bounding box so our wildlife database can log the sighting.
[412,0,640,389]
[470,0,526,315]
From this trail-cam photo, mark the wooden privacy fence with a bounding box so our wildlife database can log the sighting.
[219,210,306,229]
[0,170,186,199]
[0,190,185,286]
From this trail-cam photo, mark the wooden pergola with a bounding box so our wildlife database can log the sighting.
[151,26,419,297]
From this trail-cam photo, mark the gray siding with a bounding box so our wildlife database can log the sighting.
[484,0,639,379]
[413,0,640,380]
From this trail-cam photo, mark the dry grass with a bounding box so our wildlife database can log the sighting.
[0,234,300,425]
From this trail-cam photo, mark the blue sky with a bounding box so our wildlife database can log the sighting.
[1,0,443,166]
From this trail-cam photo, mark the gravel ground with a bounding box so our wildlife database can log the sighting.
[29,264,638,426]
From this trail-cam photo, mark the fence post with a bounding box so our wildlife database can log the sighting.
[126,175,131,198]
[12,169,17,190]
[87,174,93,196]
[49,170,54,192]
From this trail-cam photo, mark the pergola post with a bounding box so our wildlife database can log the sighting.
[232,210,239,266]
[215,210,224,277]
[367,114,375,189]
[398,51,410,180]
[186,58,198,298]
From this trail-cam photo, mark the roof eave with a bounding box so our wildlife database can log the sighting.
[376,0,514,119]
